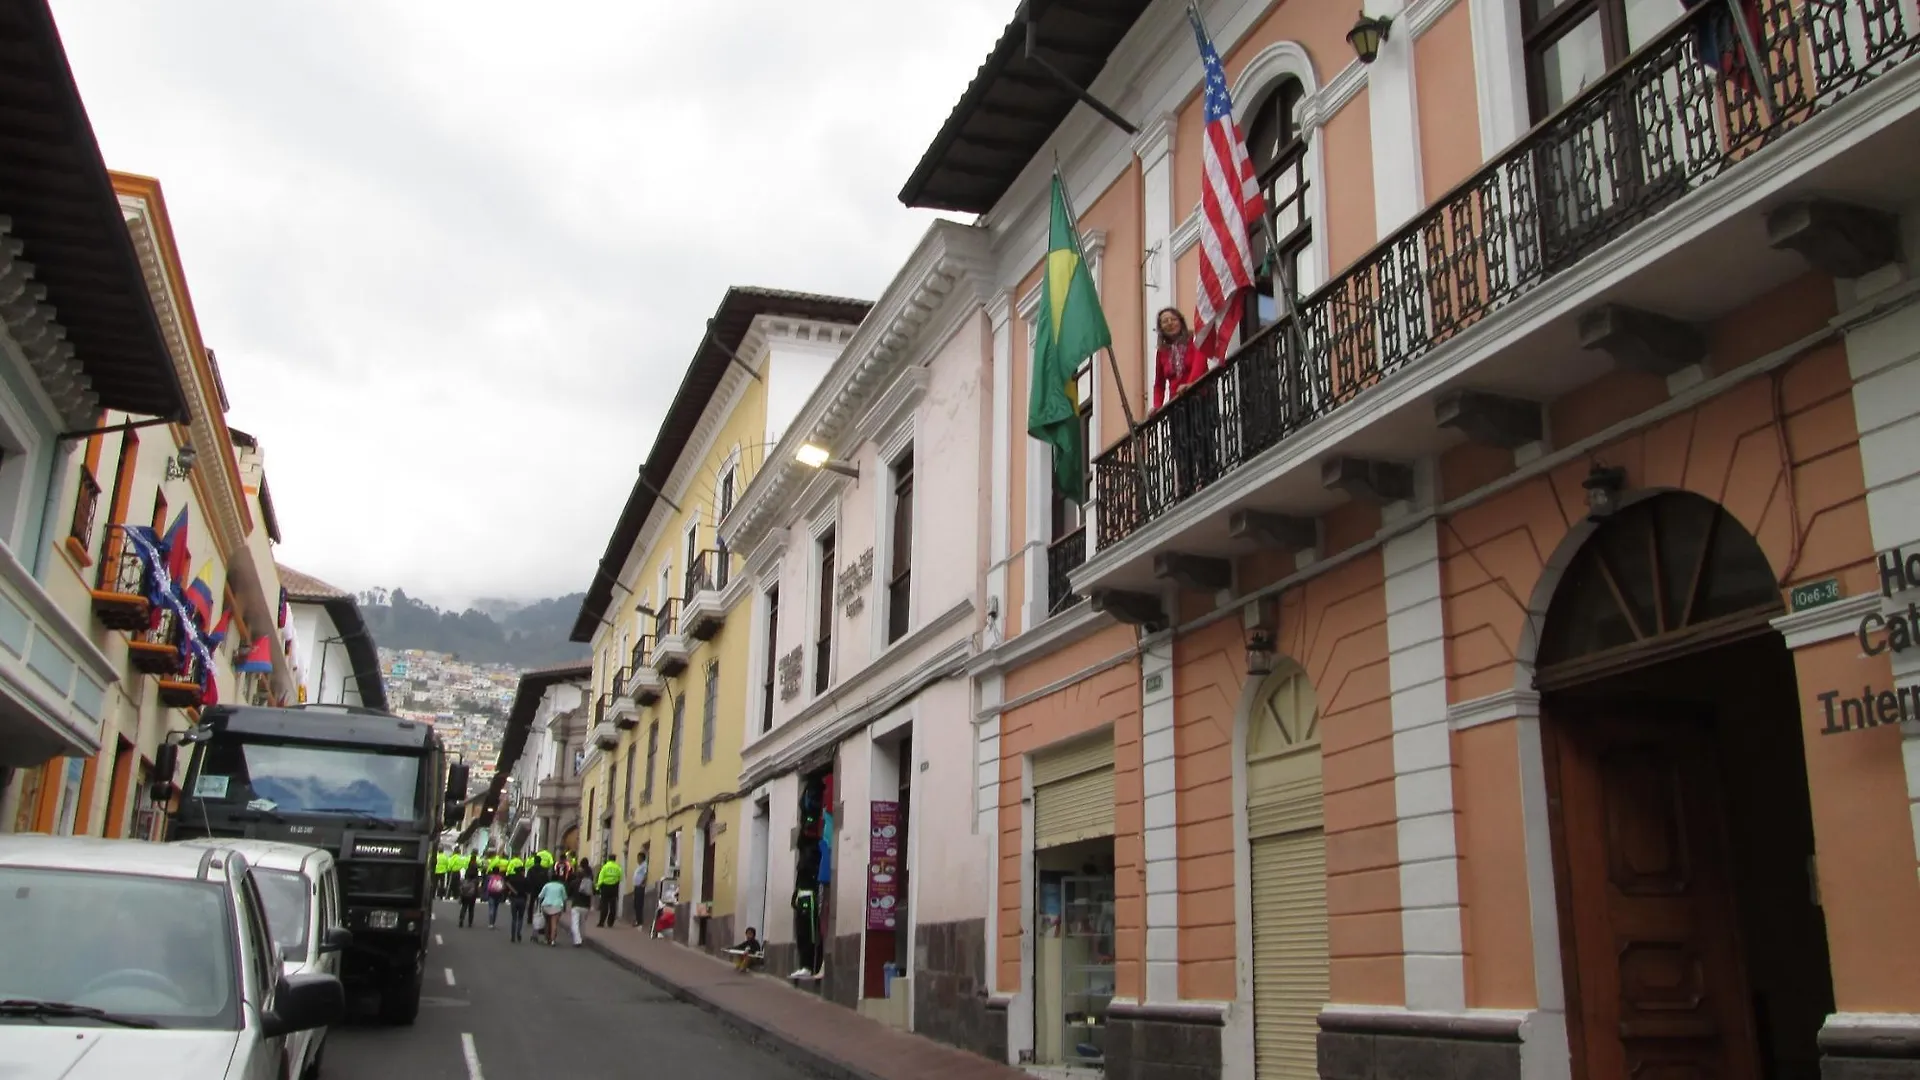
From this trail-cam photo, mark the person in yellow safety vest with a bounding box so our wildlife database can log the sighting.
[594,856,623,928]
[537,849,553,870]
[508,855,524,875]
[435,852,448,899]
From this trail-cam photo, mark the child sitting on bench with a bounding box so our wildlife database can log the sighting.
[727,927,764,971]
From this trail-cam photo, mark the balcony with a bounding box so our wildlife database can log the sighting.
[1083,0,1920,595]
[1046,527,1087,617]
[66,466,99,564]
[127,606,181,676]
[649,597,690,678]
[590,720,619,751]
[156,646,205,710]
[626,642,664,708]
[89,541,150,632]
[681,548,737,641]
[609,671,640,728]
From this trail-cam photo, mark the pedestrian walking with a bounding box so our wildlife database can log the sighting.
[506,867,530,943]
[629,851,649,927]
[568,861,594,946]
[537,875,568,947]
[458,868,480,928]
[595,854,623,928]
[485,866,507,929]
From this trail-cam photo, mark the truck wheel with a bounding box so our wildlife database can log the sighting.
[379,969,422,1026]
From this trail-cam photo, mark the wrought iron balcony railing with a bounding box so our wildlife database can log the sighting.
[68,466,99,552]
[685,548,735,596]
[1094,0,1919,548]
[652,597,680,639]
[1047,528,1087,616]
[629,635,653,675]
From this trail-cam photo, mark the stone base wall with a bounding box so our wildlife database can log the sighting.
[1820,1016,1920,1080]
[912,919,996,1058]
[983,997,1010,1066]
[763,942,796,981]
[823,934,861,1008]
[704,914,733,957]
[670,901,691,944]
[1317,1010,1521,1080]
[1105,1003,1224,1080]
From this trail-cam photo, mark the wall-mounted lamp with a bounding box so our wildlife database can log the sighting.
[1347,10,1393,64]
[795,442,859,479]
[165,444,197,481]
[1244,598,1279,678]
[1583,463,1627,522]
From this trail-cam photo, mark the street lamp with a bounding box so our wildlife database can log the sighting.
[796,442,859,479]
[1347,10,1393,64]
[165,444,197,481]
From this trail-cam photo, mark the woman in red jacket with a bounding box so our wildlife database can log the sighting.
[1151,307,1208,411]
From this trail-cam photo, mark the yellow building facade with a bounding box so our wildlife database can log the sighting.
[571,288,868,951]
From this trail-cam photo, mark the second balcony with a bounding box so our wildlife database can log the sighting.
[681,548,738,641]
[649,597,690,677]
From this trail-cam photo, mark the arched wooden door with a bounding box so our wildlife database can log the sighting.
[1245,663,1328,1080]
[1537,492,1787,1080]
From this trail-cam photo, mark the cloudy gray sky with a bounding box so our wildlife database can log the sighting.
[51,0,1003,609]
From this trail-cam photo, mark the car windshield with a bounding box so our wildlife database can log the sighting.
[190,739,425,822]
[252,868,311,959]
[0,867,238,1030]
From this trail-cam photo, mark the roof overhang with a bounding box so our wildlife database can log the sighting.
[568,288,871,643]
[898,0,1157,214]
[0,0,189,422]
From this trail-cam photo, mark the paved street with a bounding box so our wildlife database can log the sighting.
[323,899,814,1080]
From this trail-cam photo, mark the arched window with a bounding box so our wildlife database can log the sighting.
[1537,492,1780,682]
[1240,77,1314,340]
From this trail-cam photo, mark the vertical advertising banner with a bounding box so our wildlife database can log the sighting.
[867,800,901,930]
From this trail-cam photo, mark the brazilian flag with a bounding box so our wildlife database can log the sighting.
[1027,172,1112,505]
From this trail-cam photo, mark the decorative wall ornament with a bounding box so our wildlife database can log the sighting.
[838,548,875,616]
[778,646,805,701]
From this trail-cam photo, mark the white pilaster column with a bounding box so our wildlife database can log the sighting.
[1140,634,1180,1003]
[1384,515,1466,1011]
[988,291,1014,635]
[976,672,1006,1018]
[1018,289,1050,633]
[1367,0,1426,236]
[1133,113,1177,395]
[1838,252,1920,878]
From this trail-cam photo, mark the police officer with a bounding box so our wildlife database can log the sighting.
[595,854,624,928]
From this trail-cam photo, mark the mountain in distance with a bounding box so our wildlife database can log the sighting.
[357,587,589,668]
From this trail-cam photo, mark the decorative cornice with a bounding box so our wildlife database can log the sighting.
[722,220,993,553]
[842,366,931,451]
[968,602,1114,683]
[986,289,1014,331]
[1305,57,1370,131]
[0,218,98,427]
[1447,687,1541,731]
[1771,594,1881,651]
[1130,111,1177,167]
[1406,0,1464,39]
[740,606,975,789]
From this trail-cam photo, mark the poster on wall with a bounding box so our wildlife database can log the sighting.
[867,800,900,930]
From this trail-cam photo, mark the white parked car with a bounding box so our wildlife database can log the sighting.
[177,839,347,1080]
[0,835,343,1080]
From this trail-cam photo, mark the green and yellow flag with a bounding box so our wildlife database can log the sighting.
[1027,172,1112,505]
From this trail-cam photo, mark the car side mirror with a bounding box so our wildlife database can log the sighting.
[317,927,352,954]
[445,762,470,806]
[261,972,344,1038]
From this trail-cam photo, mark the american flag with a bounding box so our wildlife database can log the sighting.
[1188,5,1266,361]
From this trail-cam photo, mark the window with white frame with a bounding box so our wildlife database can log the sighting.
[886,444,914,644]
[813,526,835,695]
[759,583,779,734]
[716,466,737,589]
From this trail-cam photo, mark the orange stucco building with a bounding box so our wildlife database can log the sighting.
[905,1,1920,1078]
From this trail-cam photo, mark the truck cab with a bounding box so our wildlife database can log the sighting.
[157,704,468,1026]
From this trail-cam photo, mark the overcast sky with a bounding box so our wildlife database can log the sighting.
[51,1,1003,610]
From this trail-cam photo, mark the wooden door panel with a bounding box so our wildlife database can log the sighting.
[1553,710,1758,1080]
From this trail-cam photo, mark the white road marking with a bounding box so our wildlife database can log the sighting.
[461,1032,485,1080]
[436,934,444,946]
[444,967,456,987]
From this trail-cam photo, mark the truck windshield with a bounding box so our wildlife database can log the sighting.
[191,739,425,823]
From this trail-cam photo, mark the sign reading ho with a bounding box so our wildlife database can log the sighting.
[1810,545,1920,737]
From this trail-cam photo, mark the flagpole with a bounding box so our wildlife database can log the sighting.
[1052,161,1152,510]
[1189,1,1310,406]
[1721,0,1777,115]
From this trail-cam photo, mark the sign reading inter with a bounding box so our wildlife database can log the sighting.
[1813,546,1920,736]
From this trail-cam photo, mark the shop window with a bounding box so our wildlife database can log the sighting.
[1536,491,1781,677]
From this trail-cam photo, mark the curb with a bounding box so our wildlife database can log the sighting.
[584,935,889,1080]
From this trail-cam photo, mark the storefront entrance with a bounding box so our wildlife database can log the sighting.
[1536,493,1834,1080]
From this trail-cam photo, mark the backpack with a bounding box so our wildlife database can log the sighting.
[460,877,480,900]
[487,873,505,897]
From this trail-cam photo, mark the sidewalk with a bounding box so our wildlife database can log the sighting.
[582,924,1027,1080]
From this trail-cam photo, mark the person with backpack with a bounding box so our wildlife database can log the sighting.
[485,865,509,930]
[568,860,594,946]
[458,867,481,928]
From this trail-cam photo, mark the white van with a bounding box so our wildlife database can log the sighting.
[177,839,346,1080]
